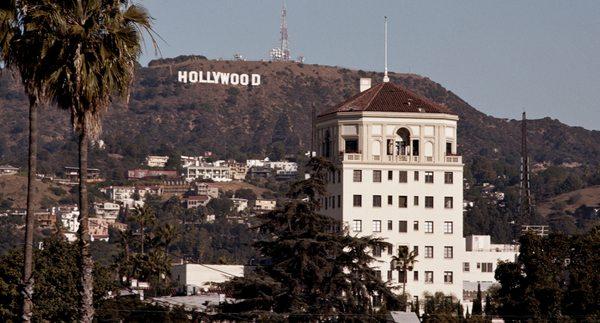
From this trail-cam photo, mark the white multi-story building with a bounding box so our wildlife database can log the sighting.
[185,164,232,182]
[56,205,80,242]
[462,235,518,305]
[93,202,120,221]
[316,79,464,302]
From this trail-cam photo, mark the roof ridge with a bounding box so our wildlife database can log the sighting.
[364,83,385,110]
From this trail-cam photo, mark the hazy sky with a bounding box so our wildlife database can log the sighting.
[140,0,600,130]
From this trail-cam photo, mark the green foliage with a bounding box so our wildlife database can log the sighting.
[493,228,600,321]
[206,197,233,217]
[215,157,400,321]
[0,234,116,322]
[420,292,463,323]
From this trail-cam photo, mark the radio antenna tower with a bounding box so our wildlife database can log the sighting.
[383,16,390,82]
[519,111,533,219]
[280,1,290,61]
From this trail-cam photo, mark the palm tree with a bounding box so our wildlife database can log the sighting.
[129,205,156,254]
[391,245,418,310]
[154,223,177,253]
[30,1,156,321]
[1,2,53,320]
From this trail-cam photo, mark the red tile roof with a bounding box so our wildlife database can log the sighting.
[319,82,452,116]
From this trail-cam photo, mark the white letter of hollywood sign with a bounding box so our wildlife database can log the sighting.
[178,71,261,86]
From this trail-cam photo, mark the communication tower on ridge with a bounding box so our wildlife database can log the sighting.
[270,1,291,61]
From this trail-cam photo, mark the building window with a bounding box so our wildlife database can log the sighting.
[413,271,419,281]
[399,221,408,233]
[446,142,453,155]
[387,220,393,231]
[353,170,362,182]
[373,195,382,207]
[413,221,419,231]
[388,243,393,255]
[353,195,362,207]
[425,246,433,258]
[373,245,382,257]
[425,171,434,183]
[325,198,328,209]
[387,195,393,205]
[387,270,393,281]
[425,271,434,283]
[444,197,453,209]
[425,221,434,233]
[414,171,419,181]
[463,262,470,272]
[387,170,393,181]
[414,196,419,206]
[337,195,341,208]
[482,263,493,272]
[398,196,408,208]
[425,196,434,208]
[331,196,335,209]
[444,271,453,284]
[413,246,419,256]
[444,172,453,184]
[373,170,382,182]
[444,246,453,259]
[374,270,381,279]
[399,171,407,183]
[345,139,359,153]
[373,220,382,232]
[444,221,454,234]
[352,220,362,232]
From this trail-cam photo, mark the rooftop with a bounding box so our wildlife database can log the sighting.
[319,82,452,117]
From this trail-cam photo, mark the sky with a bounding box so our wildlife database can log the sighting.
[139,0,600,130]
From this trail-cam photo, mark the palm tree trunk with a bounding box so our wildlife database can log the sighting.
[21,99,37,322]
[141,222,144,255]
[77,124,94,322]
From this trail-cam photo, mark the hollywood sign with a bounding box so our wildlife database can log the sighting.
[178,71,261,86]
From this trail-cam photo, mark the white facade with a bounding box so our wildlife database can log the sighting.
[100,186,144,208]
[185,164,232,182]
[94,202,120,221]
[462,235,518,301]
[255,199,277,211]
[317,82,465,302]
[171,264,244,294]
[56,206,80,242]
[231,198,249,212]
[145,155,169,168]
[181,155,205,167]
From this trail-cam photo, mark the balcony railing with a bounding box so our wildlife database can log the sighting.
[340,153,462,164]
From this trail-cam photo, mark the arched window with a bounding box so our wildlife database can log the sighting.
[372,141,381,156]
[424,141,434,157]
[395,128,411,155]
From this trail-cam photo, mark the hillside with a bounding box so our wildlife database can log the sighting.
[0,175,70,209]
[1,56,600,180]
[538,185,600,217]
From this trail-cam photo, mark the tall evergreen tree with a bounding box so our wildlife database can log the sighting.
[472,282,483,315]
[217,157,399,321]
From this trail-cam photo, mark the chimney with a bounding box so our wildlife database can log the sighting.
[360,78,372,92]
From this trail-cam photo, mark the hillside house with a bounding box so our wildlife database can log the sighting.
[0,164,19,175]
[145,155,169,168]
[184,195,211,209]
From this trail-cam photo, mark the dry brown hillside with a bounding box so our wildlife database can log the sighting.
[1,56,599,180]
